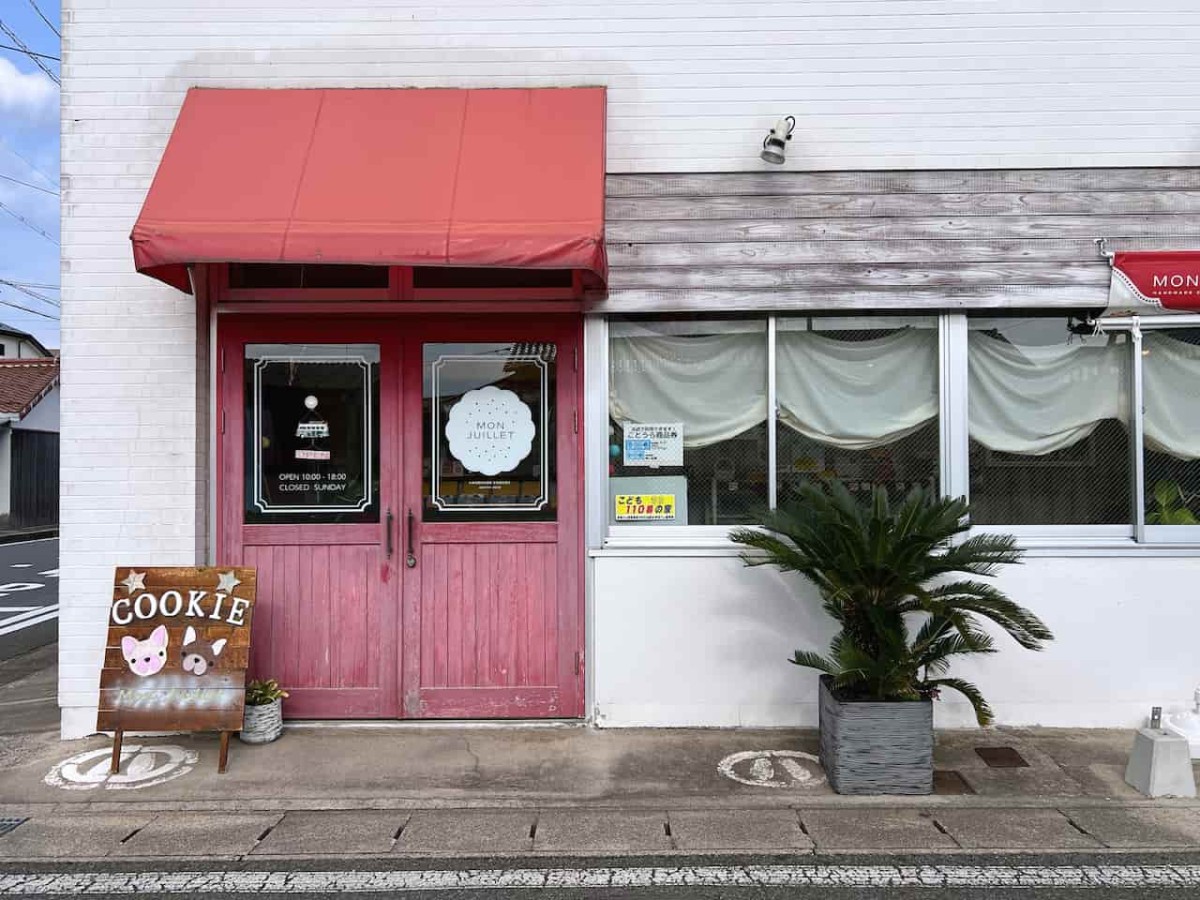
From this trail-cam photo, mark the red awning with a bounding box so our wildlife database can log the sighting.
[131,87,608,294]
[1108,251,1200,315]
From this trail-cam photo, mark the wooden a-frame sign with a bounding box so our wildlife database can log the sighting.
[98,567,257,774]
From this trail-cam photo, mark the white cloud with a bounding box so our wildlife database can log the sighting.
[0,57,57,123]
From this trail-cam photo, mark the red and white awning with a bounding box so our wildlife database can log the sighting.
[1107,251,1200,315]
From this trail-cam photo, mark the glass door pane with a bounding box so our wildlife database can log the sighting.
[423,342,557,522]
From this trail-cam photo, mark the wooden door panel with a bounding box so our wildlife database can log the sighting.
[242,540,388,717]
[418,542,557,693]
[403,317,583,719]
[219,316,400,720]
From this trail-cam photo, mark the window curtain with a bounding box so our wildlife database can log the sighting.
[609,333,768,448]
[1144,333,1200,460]
[609,329,1200,459]
[776,329,938,450]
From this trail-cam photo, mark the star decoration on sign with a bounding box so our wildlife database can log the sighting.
[216,571,242,594]
[120,571,146,595]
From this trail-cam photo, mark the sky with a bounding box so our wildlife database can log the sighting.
[0,0,60,350]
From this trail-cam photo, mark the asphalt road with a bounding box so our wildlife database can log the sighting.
[4,853,1200,898]
[0,537,58,662]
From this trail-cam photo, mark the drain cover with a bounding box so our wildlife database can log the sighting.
[975,746,1029,768]
[0,817,27,837]
[933,769,975,794]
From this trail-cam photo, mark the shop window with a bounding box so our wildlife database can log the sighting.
[422,341,557,523]
[776,317,940,504]
[244,344,380,524]
[609,319,768,525]
[229,264,388,289]
[1143,328,1200,531]
[967,317,1131,526]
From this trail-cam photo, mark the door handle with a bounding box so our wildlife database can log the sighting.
[406,508,417,569]
[386,508,394,558]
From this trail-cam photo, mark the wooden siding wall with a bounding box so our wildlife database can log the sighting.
[601,167,1200,313]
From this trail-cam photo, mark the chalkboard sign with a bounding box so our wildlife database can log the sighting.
[98,567,257,773]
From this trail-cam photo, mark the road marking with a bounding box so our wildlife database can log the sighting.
[718,749,826,789]
[3,865,1200,893]
[43,745,198,792]
[0,604,58,636]
[9,564,31,568]
[37,569,57,578]
[0,606,38,612]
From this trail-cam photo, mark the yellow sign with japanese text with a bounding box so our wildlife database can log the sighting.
[614,494,677,522]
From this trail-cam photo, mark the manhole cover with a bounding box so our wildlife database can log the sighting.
[975,746,1029,768]
[933,770,975,795]
[718,750,826,789]
[0,817,27,837]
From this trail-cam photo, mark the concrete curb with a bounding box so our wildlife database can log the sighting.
[4,796,1200,816]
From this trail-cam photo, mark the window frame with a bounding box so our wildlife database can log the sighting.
[594,310,1200,552]
[596,313,945,548]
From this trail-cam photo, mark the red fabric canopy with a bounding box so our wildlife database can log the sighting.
[131,87,608,294]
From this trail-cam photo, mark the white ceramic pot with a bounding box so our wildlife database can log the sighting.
[239,698,283,744]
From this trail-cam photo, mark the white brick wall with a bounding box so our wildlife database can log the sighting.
[59,0,1200,736]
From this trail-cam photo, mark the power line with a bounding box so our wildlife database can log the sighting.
[0,20,59,85]
[27,0,60,40]
[0,172,57,196]
[0,143,56,189]
[0,280,58,290]
[0,279,59,306]
[0,43,58,62]
[0,293,59,321]
[0,200,58,245]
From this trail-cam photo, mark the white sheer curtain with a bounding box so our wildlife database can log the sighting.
[609,332,767,448]
[1145,333,1200,460]
[777,329,937,450]
[967,333,1128,455]
[609,328,1200,459]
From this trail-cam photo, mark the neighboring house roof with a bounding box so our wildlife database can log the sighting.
[0,359,59,420]
[0,322,51,358]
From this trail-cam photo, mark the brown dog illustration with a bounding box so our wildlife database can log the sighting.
[181,625,227,676]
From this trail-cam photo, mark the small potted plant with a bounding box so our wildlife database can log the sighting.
[239,678,288,744]
[731,481,1053,795]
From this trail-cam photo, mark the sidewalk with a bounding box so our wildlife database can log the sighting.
[1,648,1199,860]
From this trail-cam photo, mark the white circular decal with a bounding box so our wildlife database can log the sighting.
[444,386,536,477]
[717,750,827,789]
[44,744,198,791]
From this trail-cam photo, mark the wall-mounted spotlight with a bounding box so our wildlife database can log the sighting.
[760,116,796,164]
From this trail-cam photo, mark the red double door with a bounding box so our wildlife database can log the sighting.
[217,315,584,719]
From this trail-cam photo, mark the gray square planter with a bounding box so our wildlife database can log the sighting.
[818,675,933,795]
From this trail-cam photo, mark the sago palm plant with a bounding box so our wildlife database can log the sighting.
[730,481,1052,725]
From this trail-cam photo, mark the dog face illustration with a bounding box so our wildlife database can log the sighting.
[121,625,168,677]
[181,625,227,676]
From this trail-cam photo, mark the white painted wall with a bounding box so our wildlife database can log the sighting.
[0,336,49,359]
[63,0,1200,173]
[593,552,1200,728]
[15,384,60,433]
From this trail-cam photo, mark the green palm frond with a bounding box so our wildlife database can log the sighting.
[735,479,1049,713]
[924,677,995,726]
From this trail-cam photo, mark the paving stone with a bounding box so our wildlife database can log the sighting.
[396,810,535,855]
[957,764,1088,798]
[253,810,405,856]
[0,814,149,859]
[669,809,812,852]
[114,812,281,857]
[934,808,1100,850]
[534,810,671,854]
[1062,807,1200,848]
[799,809,956,850]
